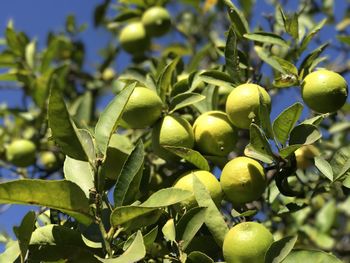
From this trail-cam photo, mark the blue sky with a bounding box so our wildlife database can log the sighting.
[0,0,349,254]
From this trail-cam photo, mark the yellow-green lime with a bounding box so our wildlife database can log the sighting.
[119,22,150,54]
[301,69,348,113]
[223,221,274,263]
[6,139,36,167]
[193,111,237,156]
[220,156,266,205]
[173,170,223,208]
[141,6,171,37]
[295,145,320,170]
[121,87,163,129]
[152,115,194,161]
[39,151,60,171]
[225,83,271,129]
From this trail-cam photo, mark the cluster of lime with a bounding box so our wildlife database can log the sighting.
[118,6,171,55]
[116,68,348,262]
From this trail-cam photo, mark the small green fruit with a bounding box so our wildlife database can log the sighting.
[6,139,36,167]
[141,6,171,37]
[39,151,60,171]
[119,22,150,54]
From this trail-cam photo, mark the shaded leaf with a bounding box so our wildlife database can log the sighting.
[110,206,158,227]
[199,70,235,89]
[245,123,275,164]
[176,207,207,250]
[299,18,327,53]
[299,42,329,78]
[282,249,341,263]
[95,82,136,156]
[315,200,336,233]
[314,157,333,181]
[193,176,229,247]
[157,57,180,102]
[0,180,93,225]
[223,0,249,38]
[163,146,210,171]
[289,124,322,145]
[114,140,144,207]
[187,251,214,263]
[48,85,89,162]
[255,46,286,74]
[244,32,289,48]
[273,103,303,145]
[15,211,36,262]
[141,188,192,208]
[169,93,205,113]
[265,235,297,263]
[225,27,241,81]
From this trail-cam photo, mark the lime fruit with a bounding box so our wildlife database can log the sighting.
[173,170,223,208]
[301,69,348,113]
[6,139,36,167]
[121,87,163,129]
[39,151,60,171]
[295,145,320,170]
[225,83,271,129]
[152,115,194,161]
[193,111,237,156]
[220,156,266,205]
[223,221,274,263]
[119,22,150,54]
[141,6,171,37]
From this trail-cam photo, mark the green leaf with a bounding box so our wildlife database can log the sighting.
[98,231,146,263]
[265,235,297,263]
[193,85,218,113]
[198,70,235,89]
[315,200,336,233]
[273,56,298,75]
[244,123,275,164]
[300,225,335,250]
[143,226,158,251]
[259,90,274,139]
[0,179,93,225]
[187,44,213,72]
[330,145,350,180]
[282,249,341,263]
[193,176,229,247]
[223,0,249,38]
[162,219,176,242]
[285,13,299,40]
[157,57,180,102]
[30,225,85,246]
[163,146,210,171]
[273,103,303,145]
[289,124,322,145]
[176,207,207,250]
[314,156,333,181]
[244,32,289,48]
[299,42,329,79]
[279,145,302,159]
[95,82,136,156]
[187,251,214,263]
[6,27,25,56]
[231,209,257,217]
[225,27,242,81]
[337,35,350,45]
[254,46,286,74]
[114,140,144,207]
[299,18,327,53]
[48,86,89,162]
[110,206,158,227]
[14,211,36,262]
[25,41,36,69]
[169,93,205,113]
[141,188,192,208]
[63,156,94,198]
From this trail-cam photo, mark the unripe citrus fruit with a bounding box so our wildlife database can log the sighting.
[119,22,150,54]
[152,115,194,161]
[295,145,320,170]
[6,139,36,167]
[141,6,171,37]
[220,156,266,205]
[301,69,348,113]
[102,134,133,181]
[193,111,237,156]
[121,87,163,129]
[39,151,59,171]
[223,221,274,263]
[173,170,222,208]
[225,83,271,129]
